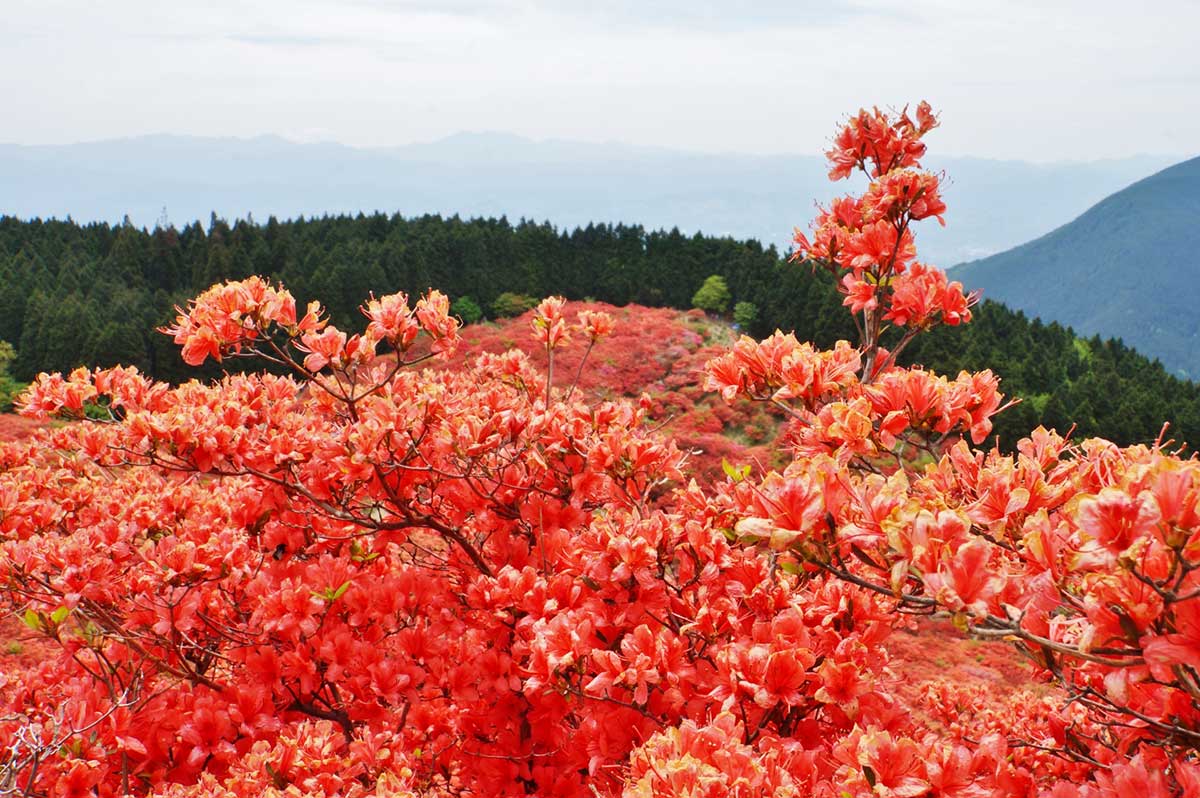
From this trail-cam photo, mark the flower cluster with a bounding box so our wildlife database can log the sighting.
[793,104,972,346]
[825,102,938,181]
[160,278,459,375]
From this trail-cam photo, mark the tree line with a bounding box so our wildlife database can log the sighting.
[1,212,1196,448]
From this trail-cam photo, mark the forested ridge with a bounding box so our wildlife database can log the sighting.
[1,212,1196,447]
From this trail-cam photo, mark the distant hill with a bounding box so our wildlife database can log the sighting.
[953,156,1200,378]
[0,133,1178,267]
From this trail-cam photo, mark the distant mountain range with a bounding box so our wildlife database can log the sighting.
[0,132,1180,268]
[953,155,1200,379]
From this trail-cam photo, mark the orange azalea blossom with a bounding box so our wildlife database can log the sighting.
[578,309,616,340]
[863,169,947,226]
[531,295,572,349]
[825,101,938,181]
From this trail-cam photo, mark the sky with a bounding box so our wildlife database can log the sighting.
[5,0,1199,161]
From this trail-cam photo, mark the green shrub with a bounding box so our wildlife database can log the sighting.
[0,375,24,413]
[733,301,759,329]
[452,296,484,325]
[0,341,23,413]
[492,292,539,319]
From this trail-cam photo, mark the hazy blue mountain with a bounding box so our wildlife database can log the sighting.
[953,156,1200,378]
[0,132,1180,267]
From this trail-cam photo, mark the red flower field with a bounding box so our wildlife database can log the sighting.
[0,302,1057,795]
[3,103,1197,797]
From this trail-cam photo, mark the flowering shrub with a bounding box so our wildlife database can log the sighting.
[2,286,904,797]
[706,103,1200,794]
[1,103,1198,797]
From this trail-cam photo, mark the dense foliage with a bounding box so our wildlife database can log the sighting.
[2,197,1200,449]
[955,155,1200,378]
[4,102,1200,797]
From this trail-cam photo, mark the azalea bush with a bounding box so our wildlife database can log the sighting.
[706,103,1200,794]
[1,103,1198,797]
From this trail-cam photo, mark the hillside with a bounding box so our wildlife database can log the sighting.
[954,155,1200,377]
[4,213,1200,449]
[0,133,1176,267]
[0,302,1053,724]
[444,302,787,485]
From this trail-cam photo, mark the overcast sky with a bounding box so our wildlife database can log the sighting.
[5,0,1198,161]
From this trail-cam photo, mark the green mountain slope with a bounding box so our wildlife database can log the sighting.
[953,156,1200,377]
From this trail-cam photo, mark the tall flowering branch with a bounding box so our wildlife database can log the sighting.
[792,102,973,381]
[531,296,571,404]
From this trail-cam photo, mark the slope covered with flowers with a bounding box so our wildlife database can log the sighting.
[2,103,1199,798]
[445,303,786,485]
[0,414,42,445]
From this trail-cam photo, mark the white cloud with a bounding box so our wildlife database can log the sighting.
[3,0,1198,160]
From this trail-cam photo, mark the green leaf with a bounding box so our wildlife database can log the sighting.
[315,580,353,602]
[50,606,70,625]
[849,543,883,570]
[350,541,380,563]
[721,458,751,482]
[265,762,288,790]
[21,609,41,631]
